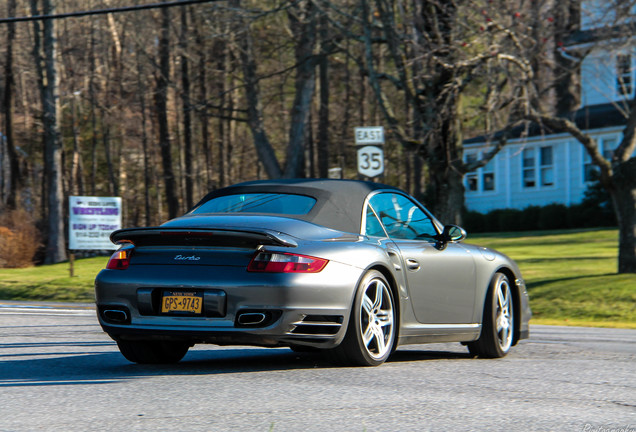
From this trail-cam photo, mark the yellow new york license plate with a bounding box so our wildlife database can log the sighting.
[161,291,203,314]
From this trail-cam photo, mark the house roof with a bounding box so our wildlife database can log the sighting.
[464,103,628,145]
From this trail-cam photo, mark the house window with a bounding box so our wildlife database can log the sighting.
[602,137,617,160]
[465,153,478,192]
[616,54,632,96]
[465,152,495,192]
[522,148,536,188]
[482,159,495,191]
[583,151,597,182]
[540,146,554,186]
[583,137,618,182]
[466,174,478,191]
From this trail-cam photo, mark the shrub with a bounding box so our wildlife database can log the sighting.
[0,210,42,268]
[463,210,486,233]
[497,209,524,231]
[464,201,617,233]
[519,206,541,231]
[538,204,569,230]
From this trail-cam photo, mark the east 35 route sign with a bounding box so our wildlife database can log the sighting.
[355,126,385,178]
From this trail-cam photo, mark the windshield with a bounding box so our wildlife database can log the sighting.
[190,193,316,215]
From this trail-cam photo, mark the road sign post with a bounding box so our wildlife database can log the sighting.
[355,126,385,179]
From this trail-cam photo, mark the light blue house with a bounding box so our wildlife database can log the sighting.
[464,0,635,214]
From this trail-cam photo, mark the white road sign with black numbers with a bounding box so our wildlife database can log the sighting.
[357,145,384,178]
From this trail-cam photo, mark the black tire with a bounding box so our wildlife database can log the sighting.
[329,270,396,366]
[116,340,190,364]
[467,272,514,358]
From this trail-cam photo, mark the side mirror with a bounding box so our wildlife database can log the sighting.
[440,225,467,243]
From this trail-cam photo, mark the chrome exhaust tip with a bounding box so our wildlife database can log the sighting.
[103,309,129,324]
[237,312,267,326]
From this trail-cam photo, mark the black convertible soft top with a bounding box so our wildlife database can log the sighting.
[190,179,403,234]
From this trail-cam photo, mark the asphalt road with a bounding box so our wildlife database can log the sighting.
[0,302,634,432]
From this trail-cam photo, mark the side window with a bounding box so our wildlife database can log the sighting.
[364,205,386,237]
[368,193,438,241]
[616,53,632,96]
[522,148,536,188]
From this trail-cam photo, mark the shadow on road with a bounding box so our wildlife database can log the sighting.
[0,339,473,387]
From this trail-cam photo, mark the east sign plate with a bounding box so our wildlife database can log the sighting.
[354,126,384,145]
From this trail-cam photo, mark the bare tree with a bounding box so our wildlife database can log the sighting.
[155,3,180,219]
[180,6,194,208]
[3,0,20,210]
[284,1,318,177]
[316,11,331,178]
[234,0,319,179]
[31,0,66,263]
[350,0,534,223]
[522,0,636,273]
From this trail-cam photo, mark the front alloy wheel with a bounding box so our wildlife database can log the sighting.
[329,270,396,366]
[468,272,514,358]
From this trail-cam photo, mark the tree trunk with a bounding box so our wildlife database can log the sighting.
[317,12,330,178]
[234,1,282,179]
[611,158,636,273]
[156,4,179,219]
[426,165,464,226]
[212,38,227,187]
[283,1,317,178]
[3,0,19,210]
[136,52,152,227]
[194,16,212,189]
[40,0,67,263]
[553,1,581,116]
[101,124,119,196]
[89,22,98,196]
[70,95,84,196]
[180,7,194,209]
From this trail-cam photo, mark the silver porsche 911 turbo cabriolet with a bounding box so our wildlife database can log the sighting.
[95,179,530,366]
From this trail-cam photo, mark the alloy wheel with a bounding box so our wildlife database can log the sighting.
[495,277,513,353]
[359,278,394,360]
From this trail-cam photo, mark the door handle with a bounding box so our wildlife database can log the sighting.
[406,259,420,271]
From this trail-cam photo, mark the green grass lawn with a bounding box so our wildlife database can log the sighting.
[0,256,107,303]
[0,228,634,328]
[470,228,636,328]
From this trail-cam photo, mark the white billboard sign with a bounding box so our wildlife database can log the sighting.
[69,196,122,250]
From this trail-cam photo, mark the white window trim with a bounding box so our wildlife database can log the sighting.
[522,145,557,190]
[464,150,496,194]
[582,134,620,184]
[616,53,633,98]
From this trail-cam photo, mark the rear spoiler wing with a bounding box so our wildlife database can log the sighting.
[110,227,298,248]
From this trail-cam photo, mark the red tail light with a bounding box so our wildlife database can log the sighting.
[247,251,328,273]
[106,243,134,270]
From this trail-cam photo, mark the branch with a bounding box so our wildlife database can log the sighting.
[614,97,636,163]
[460,120,528,174]
[525,113,613,185]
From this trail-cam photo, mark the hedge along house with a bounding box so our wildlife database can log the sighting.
[463,0,636,215]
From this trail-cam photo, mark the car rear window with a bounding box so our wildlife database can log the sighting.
[191,193,316,215]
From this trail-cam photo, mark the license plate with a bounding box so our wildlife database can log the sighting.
[161,291,203,314]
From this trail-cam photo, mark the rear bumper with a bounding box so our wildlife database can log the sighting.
[95,262,361,349]
[98,307,349,348]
